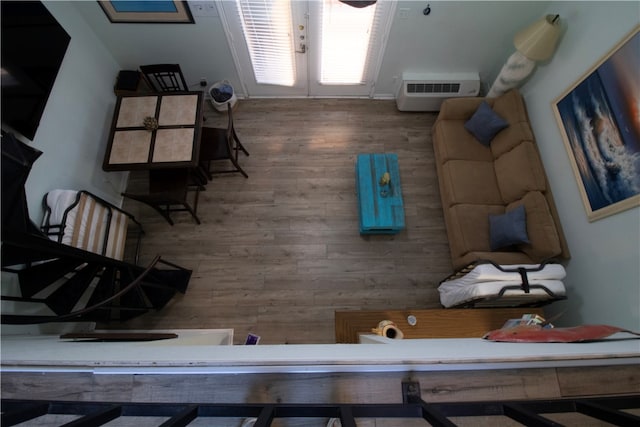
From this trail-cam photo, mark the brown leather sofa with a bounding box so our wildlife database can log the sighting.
[432,89,570,271]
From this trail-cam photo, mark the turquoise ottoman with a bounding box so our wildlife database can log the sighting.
[356,153,405,234]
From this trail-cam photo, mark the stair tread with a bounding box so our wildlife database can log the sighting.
[3,236,191,324]
[17,258,86,298]
[1,243,59,268]
[45,263,102,315]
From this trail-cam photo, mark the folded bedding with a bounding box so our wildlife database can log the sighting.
[438,263,567,308]
[439,278,566,308]
[447,263,566,285]
[45,190,83,230]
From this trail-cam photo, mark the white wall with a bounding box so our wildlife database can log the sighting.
[520,2,640,330]
[13,2,128,220]
[72,1,548,98]
[377,1,549,96]
[73,0,240,95]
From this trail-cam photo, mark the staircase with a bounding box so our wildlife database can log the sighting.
[1,231,191,325]
[1,131,190,325]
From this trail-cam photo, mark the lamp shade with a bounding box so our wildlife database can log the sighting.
[514,14,561,61]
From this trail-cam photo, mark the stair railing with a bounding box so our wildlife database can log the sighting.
[2,256,161,325]
[2,231,190,325]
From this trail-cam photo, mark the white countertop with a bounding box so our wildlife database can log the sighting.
[2,334,639,374]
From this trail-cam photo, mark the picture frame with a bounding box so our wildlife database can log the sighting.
[553,26,640,222]
[98,1,194,24]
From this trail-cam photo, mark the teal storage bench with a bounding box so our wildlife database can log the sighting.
[356,153,405,234]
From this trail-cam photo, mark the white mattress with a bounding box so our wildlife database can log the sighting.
[438,263,567,308]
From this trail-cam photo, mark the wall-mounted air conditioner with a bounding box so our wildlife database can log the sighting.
[395,72,480,112]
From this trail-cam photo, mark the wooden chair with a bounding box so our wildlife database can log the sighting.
[199,103,249,179]
[139,64,188,92]
[122,169,202,225]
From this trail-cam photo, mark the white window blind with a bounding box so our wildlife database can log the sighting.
[236,0,296,87]
[319,0,379,85]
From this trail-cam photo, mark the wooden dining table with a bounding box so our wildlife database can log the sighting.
[102,91,204,171]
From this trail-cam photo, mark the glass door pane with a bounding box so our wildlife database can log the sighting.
[220,0,394,98]
[308,0,394,97]
[221,0,308,97]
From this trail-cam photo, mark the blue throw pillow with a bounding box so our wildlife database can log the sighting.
[489,205,530,251]
[464,101,509,146]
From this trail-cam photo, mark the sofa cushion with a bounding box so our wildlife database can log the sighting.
[492,89,529,124]
[490,123,536,159]
[508,191,562,260]
[464,101,509,146]
[489,204,530,250]
[433,120,493,162]
[494,141,547,203]
[448,204,505,257]
[440,160,503,206]
[490,90,535,158]
[438,96,487,120]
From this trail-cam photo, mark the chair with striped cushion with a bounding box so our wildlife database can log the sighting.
[42,190,144,262]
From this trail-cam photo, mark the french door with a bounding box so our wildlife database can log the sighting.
[218,0,395,98]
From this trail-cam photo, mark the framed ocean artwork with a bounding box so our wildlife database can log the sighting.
[98,1,194,24]
[553,26,640,221]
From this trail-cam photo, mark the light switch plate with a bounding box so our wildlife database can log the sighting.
[189,1,218,17]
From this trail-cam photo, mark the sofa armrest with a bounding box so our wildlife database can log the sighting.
[437,96,487,121]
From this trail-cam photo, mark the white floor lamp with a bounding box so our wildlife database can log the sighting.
[487,14,562,98]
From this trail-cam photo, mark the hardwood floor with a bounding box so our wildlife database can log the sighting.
[117,99,453,344]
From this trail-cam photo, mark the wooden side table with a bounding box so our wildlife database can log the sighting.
[335,308,544,343]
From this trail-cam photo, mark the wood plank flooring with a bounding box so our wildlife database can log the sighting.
[117,99,452,344]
